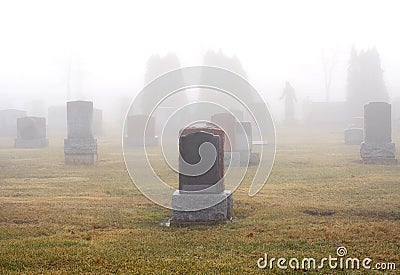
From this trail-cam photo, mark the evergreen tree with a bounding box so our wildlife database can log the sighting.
[144,53,183,84]
[197,50,249,109]
[202,49,247,79]
[140,53,187,111]
[346,46,388,119]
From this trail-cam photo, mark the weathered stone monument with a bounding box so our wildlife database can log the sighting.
[0,109,26,137]
[360,102,397,164]
[171,126,233,225]
[344,128,363,145]
[124,115,157,146]
[64,101,97,165]
[14,117,48,148]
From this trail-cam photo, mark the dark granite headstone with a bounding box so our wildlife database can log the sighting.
[15,117,48,148]
[180,126,225,177]
[364,102,391,143]
[179,130,223,193]
[360,102,396,164]
[171,127,233,225]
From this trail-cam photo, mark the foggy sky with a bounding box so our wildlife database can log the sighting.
[0,0,399,121]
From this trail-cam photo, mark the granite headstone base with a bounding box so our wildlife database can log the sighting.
[123,136,158,146]
[64,138,98,165]
[360,142,397,164]
[171,190,233,226]
[65,154,97,165]
[14,138,48,148]
[344,128,363,145]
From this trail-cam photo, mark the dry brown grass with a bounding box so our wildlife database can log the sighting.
[0,127,399,274]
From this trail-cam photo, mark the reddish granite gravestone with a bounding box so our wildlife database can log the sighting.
[171,127,233,225]
[211,113,236,152]
[15,117,48,148]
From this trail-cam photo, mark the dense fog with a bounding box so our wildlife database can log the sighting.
[1,0,399,126]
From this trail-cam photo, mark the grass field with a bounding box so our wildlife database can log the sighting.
[0,127,399,274]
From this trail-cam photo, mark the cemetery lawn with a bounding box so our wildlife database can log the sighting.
[0,127,399,274]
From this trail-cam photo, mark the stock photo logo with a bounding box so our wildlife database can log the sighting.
[122,66,276,211]
[257,246,397,271]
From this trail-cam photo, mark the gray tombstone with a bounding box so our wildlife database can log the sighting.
[64,101,97,165]
[344,128,363,145]
[124,115,157,146]
[234,121,260,166]
[179,131,224,193]
[171,127,233,225]
[360,102,397,164]
[0,109,26,137]
[14,117,48,148]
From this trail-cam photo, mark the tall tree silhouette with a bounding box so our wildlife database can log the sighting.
[197,50,249,109]
[202,49,247,79]
[144,53,183,84]
[139,53,187,112]
[346,46,388,119]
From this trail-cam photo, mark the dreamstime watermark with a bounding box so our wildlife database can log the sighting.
[257,246,396,271]
[122,66,276,211]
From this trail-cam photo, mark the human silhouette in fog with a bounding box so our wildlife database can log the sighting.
[280,81,297,123]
